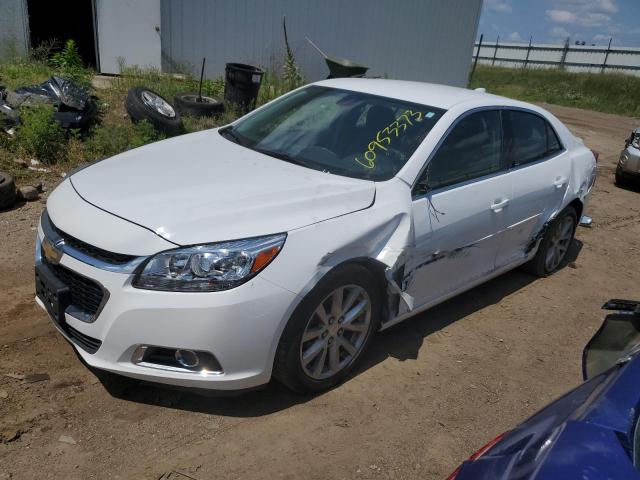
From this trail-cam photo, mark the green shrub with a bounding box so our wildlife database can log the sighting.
[50,39,83,71]
[84,120,163,160]
[49,39,92,87]
[14,104,67,163]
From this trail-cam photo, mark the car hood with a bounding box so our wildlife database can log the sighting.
[70,129,375,245]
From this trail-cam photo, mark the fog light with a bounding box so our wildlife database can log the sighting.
[132,345,223,374]
[175,349,199,368]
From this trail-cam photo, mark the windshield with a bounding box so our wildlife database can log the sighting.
[225,85,446,181]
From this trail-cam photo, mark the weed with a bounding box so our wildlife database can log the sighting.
[471,65,640,117]
[13,104,67,163]
[282,16,304,91]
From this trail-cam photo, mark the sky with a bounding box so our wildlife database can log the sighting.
[479,0,640,46]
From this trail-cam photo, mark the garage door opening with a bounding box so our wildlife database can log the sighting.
[26,0,97,68]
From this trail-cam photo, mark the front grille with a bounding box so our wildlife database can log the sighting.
[52,223,136,265]
[45,259,105,316]
[66,324,102,354]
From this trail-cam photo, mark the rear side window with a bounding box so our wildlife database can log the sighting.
[503,110,563,166]
[424,110,503,190]
[547,123,562,154]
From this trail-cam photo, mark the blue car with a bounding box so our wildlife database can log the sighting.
[449,299,640,480]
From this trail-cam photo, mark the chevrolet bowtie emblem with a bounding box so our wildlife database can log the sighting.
[42,237,64,265]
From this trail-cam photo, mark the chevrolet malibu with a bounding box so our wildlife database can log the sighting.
[35,79,597,393]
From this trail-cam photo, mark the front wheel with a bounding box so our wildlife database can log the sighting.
[274,264,381,393]
[526,206,577,277]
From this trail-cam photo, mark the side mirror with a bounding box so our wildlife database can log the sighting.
[582,299,640,380]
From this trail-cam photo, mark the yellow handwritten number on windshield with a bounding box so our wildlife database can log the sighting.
[355,109,425,170]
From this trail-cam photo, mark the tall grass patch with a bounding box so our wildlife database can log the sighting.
[471,65,640,117]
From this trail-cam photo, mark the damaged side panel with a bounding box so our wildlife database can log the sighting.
[262,180,418,326]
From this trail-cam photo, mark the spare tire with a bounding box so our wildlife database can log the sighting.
[125,87,184,137]
[174,93,224,118]
[0,171,17,210]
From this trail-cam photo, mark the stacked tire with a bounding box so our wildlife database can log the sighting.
[173,93,224,118]
[0,171,17,210]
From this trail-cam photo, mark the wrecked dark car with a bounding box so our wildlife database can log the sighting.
[1,76,97,131]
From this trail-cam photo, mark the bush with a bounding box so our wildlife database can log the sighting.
[84,120,163,160]
[14,104,67,163]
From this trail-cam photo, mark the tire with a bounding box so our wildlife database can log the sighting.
[0,171,17,210]
[525,206,577,277]
[615,169,629,188]
[274,264,382,393]
[174,92,224,118]
[125,87,184,137]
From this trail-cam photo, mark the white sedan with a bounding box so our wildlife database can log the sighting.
[35,79,597,393]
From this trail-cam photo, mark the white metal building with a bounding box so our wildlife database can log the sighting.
[1,0,483,87]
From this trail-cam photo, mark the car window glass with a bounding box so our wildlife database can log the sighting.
[421,110,502,191]
[231,86,445,181]
[503,111,550,166]
[547,122,562,154]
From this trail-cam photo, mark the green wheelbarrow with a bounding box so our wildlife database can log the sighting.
[306,37,369,79]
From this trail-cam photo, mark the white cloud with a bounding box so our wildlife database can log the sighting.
[554,0,618,14]
[486,0,512,13]
[550,26,572,40]
[546,9,611,27]
[507,31,524,42]
[593,33,612,42]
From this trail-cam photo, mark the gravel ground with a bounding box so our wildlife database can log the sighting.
[0,104,639,480]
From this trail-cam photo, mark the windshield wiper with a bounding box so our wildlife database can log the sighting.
[219,125,245,146]
[254,147,308,167]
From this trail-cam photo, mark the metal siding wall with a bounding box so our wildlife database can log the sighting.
[160,0,482,87]
[473,41,640,76]
[0,0,29,58]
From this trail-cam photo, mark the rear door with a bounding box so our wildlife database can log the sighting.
[495,109,570,268]
[406,110,512,308]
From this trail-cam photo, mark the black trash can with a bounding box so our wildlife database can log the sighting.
[224,63,264,114]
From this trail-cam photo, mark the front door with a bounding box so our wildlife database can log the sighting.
[406,110,511,309]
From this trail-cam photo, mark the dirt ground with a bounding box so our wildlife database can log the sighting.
[0,104,639,480]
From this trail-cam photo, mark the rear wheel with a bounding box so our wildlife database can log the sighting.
[274,264,381,393]
[526,206,577,277]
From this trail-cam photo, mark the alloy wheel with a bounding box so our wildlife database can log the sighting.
[299,285,372,380]
[545,215,574,271]
[141,90,176,118]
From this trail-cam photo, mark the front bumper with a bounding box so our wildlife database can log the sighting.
[35,228,299,390]
[618,147,640,177]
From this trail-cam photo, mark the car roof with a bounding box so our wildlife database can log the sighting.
[314,78,504,110]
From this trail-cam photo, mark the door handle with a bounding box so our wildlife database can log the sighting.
[554,176,567,189]
[491,198,509,213]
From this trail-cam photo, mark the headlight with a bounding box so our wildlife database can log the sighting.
[132,233,286,292]
[619,152,629,167]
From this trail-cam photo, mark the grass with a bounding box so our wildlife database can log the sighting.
[0,53,303,183]
[470,65,640,118]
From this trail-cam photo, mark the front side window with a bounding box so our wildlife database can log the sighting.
[225,86,445,181]
[420,110,503,191]
[503,110,563,166]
